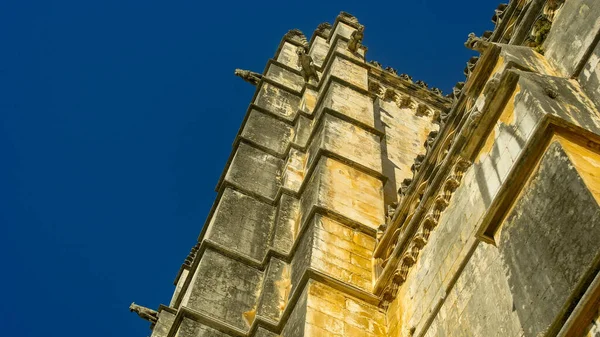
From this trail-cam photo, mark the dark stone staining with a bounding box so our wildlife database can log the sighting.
[187,249,263,332]
[207,188,276,261]
[255,83,301,122]
[256,258,288,322]
[241,110,293,156]
[225,143,284,200]
[271,194,299,256]
[280,285,309,337]
[544,0,600,76]
[498,141,600,336]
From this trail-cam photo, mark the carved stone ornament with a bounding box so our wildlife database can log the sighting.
[234,69,262,86]
[529,15,552,54]
[464,32,491,53]
[348,25,364,53]
[492,3,508,25]
[129,302,158,324]
[399,74,413,82]
[464,56,480,77]
[385,66,398,75]
[338,11,360,28]
[368,60,383,68]
[430,87,443,96]
[315,22,332,37]
[424,130,439,153]
[368,80,384,97]
[415,80,428,88]
[296,46,319,83]
[452,82,465,100]
[398,178,412,196]
[183,242,200,268]
[285,29,308,49]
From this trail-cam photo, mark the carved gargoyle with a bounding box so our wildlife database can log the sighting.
[296,46,319,83]
[348,25,364,53]
[464,33,491,53]
[234,69,262,86]
[129,302,158,324]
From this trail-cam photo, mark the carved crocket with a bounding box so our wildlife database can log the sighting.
[234,69,262,86]
[129,302,158,324]
[296,47,319,83]
[348,25,364,53]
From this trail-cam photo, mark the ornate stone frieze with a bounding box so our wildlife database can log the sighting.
[379,156,472,308]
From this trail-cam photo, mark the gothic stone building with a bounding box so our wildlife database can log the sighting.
[132,1,600,336]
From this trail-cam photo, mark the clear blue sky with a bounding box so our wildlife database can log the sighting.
[0,1,498,336]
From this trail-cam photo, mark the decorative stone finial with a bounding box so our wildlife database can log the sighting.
[465,33,491,53]
[234,69,262,86]
[285,29,308,50]
[129,303,158,324]
[348,25,364,53]
[338,11,361,28]
[315,22,332,37]
[297,46,319,83]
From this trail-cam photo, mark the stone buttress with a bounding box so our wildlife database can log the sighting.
[138,2,600,336]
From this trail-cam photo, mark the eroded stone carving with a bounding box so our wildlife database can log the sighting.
[368,60,383,68]
[129,303,158,324]
[297,46,319,83]
[492,3,508,26]
[315,22,332,37]
[348,25,364,53]
[430,87,443,96]
[465,32,491,53]
[385,66,398,75]
[528,15,552,54]
[398,178,413,197]
[399,74,413,82]
[285,29,308,47]
[424,130,439,153]
[234,69,262,86]
[415,80,428,88]
[338,11,360,28]
[464,56,480,77]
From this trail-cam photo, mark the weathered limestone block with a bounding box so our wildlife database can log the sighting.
[282,148,306,193]
[543,0,600,76]
[265,63,304,93]
[223,142,283,201]
[310,215,376,291]
[277,42,302,71]
[309,36,329,69]
[319,81,375,131]
[299,156,384,231]
[329,21,356,41]
[322,56,368,92]
[376,98,439,202]
[241,109,293,156]
[255,82,301,122]
[150,310,176,337]
[255,327,278,337]
[282,280,386,337]
[174,318,230,337]
[181,249,264,332]
[271,193,300,256]
[305,113,382,176]
[292,115,313,149]
[170,269,189,306]
[578,40,600,107]
[300,88,318,115]
[497,141,600,336]
[256,258,291,324]
[205,188,276,261]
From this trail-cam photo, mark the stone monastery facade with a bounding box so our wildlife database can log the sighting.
[130,1,600,336]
